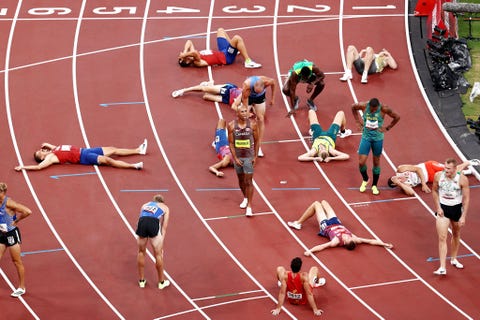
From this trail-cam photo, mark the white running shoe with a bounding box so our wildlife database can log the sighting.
[158,280,170,290]
[339,129,352,138]
[258,148,264,157]
[244,60,262,69]
[139,139,148,155]
[171,89,184,98]
[245,207,253,217]
[450,259,464,269]
[469,82,480,102]
[313,277,326,287]
[139,279,146,288]
[433,268,446,275]
[287,221,302,230]
[469,159,480,166]
[11,288,26,298]
[239,198,248,209]
[340,70,352,81]
[361,75,368,84]
[134,162,144,170]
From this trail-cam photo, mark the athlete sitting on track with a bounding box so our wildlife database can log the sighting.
[288,200,393,254]
[387,159,477,196]
[271,257,325,316]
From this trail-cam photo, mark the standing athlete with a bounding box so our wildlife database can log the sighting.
[432,158,470,275]
[352,98,400,195]
[228,105,259,216]
[136,195,170,289]
[0,182,32,297]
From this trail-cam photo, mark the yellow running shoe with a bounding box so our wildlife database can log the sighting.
[372,185,380,195]
[359,181,368,193]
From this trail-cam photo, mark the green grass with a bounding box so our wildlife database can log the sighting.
[456,1,480,126]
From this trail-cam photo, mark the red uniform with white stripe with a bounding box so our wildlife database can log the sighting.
[286,272,307,305]
[52,145,81,164]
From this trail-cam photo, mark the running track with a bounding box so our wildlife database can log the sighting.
[0,1,479,319]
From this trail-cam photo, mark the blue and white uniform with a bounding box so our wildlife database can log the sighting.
[0,197,22,247]
[248,76,267,105]
[135,201,166,238]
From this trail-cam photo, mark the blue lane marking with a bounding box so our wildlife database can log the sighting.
[196,188,240,192]
[120,189,169,192]
[164,35,205,40]
[271,187,320,191]
[50,172,97,179]
[21,248,64,257]
[99,102,144,107]
[426,253,474,262]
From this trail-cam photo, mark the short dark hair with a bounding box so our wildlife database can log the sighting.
[387,177,397,188]
[34,151,43,163]
[445,158,457,166]
[345,241,357,251]
[290,257,303,273]
[369,98,380,107]
[178,59,191,67]
[300,66,312,79]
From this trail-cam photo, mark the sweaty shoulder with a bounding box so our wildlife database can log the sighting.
[46,152,60,163]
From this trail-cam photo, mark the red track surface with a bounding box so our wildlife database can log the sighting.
[0,1,478,319]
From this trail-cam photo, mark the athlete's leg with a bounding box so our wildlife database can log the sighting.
[436,216,450,271]
[345,45,360,71]
[321,200,337,219]
[308,109,320,126]
[9,244,25,289]
[137,237,148,281]
[150,235,166,283]
[450,221,462,262]
[253,102,266,152]
[296,201,324,224]
[102,146,141,156]
[97,156,140,169]
[332,111,346,130]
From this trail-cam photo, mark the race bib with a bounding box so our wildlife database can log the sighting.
[0,223,7,232]
[365,119,379,129]
[287,291,302,300]
[199,49,213,55]
[235,139,250,148]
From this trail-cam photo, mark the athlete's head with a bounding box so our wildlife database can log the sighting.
[344,240,357,250]
[34,149,50,163]
[153,194,165,203]
[369,98,380,108]
[444,158,458,178]
[387,177,397,188]
[290,257,303,273]
[300,66,315,81]
[178,57,193,67]
[236,104,249,120]
[317,143,329,161]
[0,182,7,194]
[253,79,265,94]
